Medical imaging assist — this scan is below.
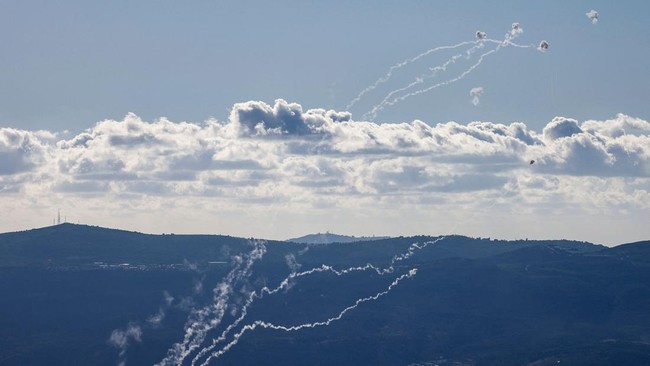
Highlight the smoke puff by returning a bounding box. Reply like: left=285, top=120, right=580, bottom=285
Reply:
left=470, top=87, right=483, bottom=107
left=538, top=40, right=549, bottom=52
left=147, top=308, right=166, bottom=327
left=109, top=323, right=142, bottom=350
left=510, top=22, right=523, bottom=36
left=586, top=10, right=599, bottom=24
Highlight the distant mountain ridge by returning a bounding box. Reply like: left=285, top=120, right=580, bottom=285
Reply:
left=286, top=232, right=390, bottom=244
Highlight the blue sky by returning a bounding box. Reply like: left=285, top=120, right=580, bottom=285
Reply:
left=1, top=1, right=649, bottom=245
left=2, top=1, right=648, bottom=131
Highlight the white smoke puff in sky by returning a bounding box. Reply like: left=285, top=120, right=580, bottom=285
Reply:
left=470, top=87, right=484, bottom=106
left=586, top=10, right=599, bottom=24
left=538, top=40, right=549, bottom=53
left=510, top=22, right=523, bottom=37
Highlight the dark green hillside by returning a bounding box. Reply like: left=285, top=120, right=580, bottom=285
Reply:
left=0, top=225, right=648, bottom=366
left=608, top=241, right=650, bottom=264
left=0, top=223, right=294, bottom=267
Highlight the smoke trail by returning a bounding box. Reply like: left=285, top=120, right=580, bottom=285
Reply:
left=363, top=47, right=498, bottom=120
left=190, top=237, right=446, bottom=365
left=360, top=36, right=532, bottom=120
left=362, top=22, right=534, bottom=120
left=158, top=240, right=267, bottom=366
left=360, top=52, right=466, bottom=121
left=363, top=30, right=533, bottom=120
left=189, top=263, right=388, bottom=365
left=345, top=40, right=478, bottom=110
left=359, top=38, right=494, bottom=121
left=199, top=269, right=418, bottom=365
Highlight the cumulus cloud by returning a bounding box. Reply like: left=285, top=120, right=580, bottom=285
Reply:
left=534, top=114, right=650, bottom=177
left=3, top=101, right=649, bottom=191
left=542, top=117, right=583, bottom=141
left=229, top=99, right=350, bottom=136
left=1, top=100, right=649, bottom=243
left=0, top=128, right=49, bottom=175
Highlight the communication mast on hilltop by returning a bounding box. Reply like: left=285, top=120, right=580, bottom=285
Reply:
left=57, top=209, right=61, bottom=225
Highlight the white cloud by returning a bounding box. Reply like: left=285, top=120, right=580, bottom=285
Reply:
left=1, top=100, right=649, bottom=244
left=542, top=117, right=583, bottom=142
left=0, top=128, right=49, bottom=175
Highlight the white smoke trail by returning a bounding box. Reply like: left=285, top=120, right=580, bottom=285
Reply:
left=158, top=240, right=267, bottom=366
left=363, top=29, right=533, bottom=120
left=345, top=40, right=479, bottom=110
left=199, top=269, right=418, bottom=365
left=359, top=52, right=467, bottom=121
left=360, top=37, right=533, bottom=120
left=363, top=47, right=498, bottom=120
left=190, top=237, right=446, bottom=365
left=189, top=263, right=391, bottom=365
left=158, top=28, right=534, bottom=365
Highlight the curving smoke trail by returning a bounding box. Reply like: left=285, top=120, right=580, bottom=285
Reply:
left=347, top=25, right=534, bottom=117
left=345, top=40, right=479, bottom=110
left=198, top=269, right=419, bottom=365
left=189, top=237, right=446, bottom=365
left=359, top=38, right=493, bottom=121
left=363, top=29, right=534, bottom=120
left=157, top=240, right=267, bottom=366
left=360, top=52, right=467, bottom=121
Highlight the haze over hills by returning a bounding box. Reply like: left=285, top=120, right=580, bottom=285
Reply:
left=1, top=224, right=649, bottom=365
left=287, top=232, right=390, bottom=244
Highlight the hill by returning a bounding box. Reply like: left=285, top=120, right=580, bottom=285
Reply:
left=0, top=224, right=648, bottom=366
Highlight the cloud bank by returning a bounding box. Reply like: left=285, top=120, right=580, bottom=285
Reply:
left=1, top=99, right=649, bottom=244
